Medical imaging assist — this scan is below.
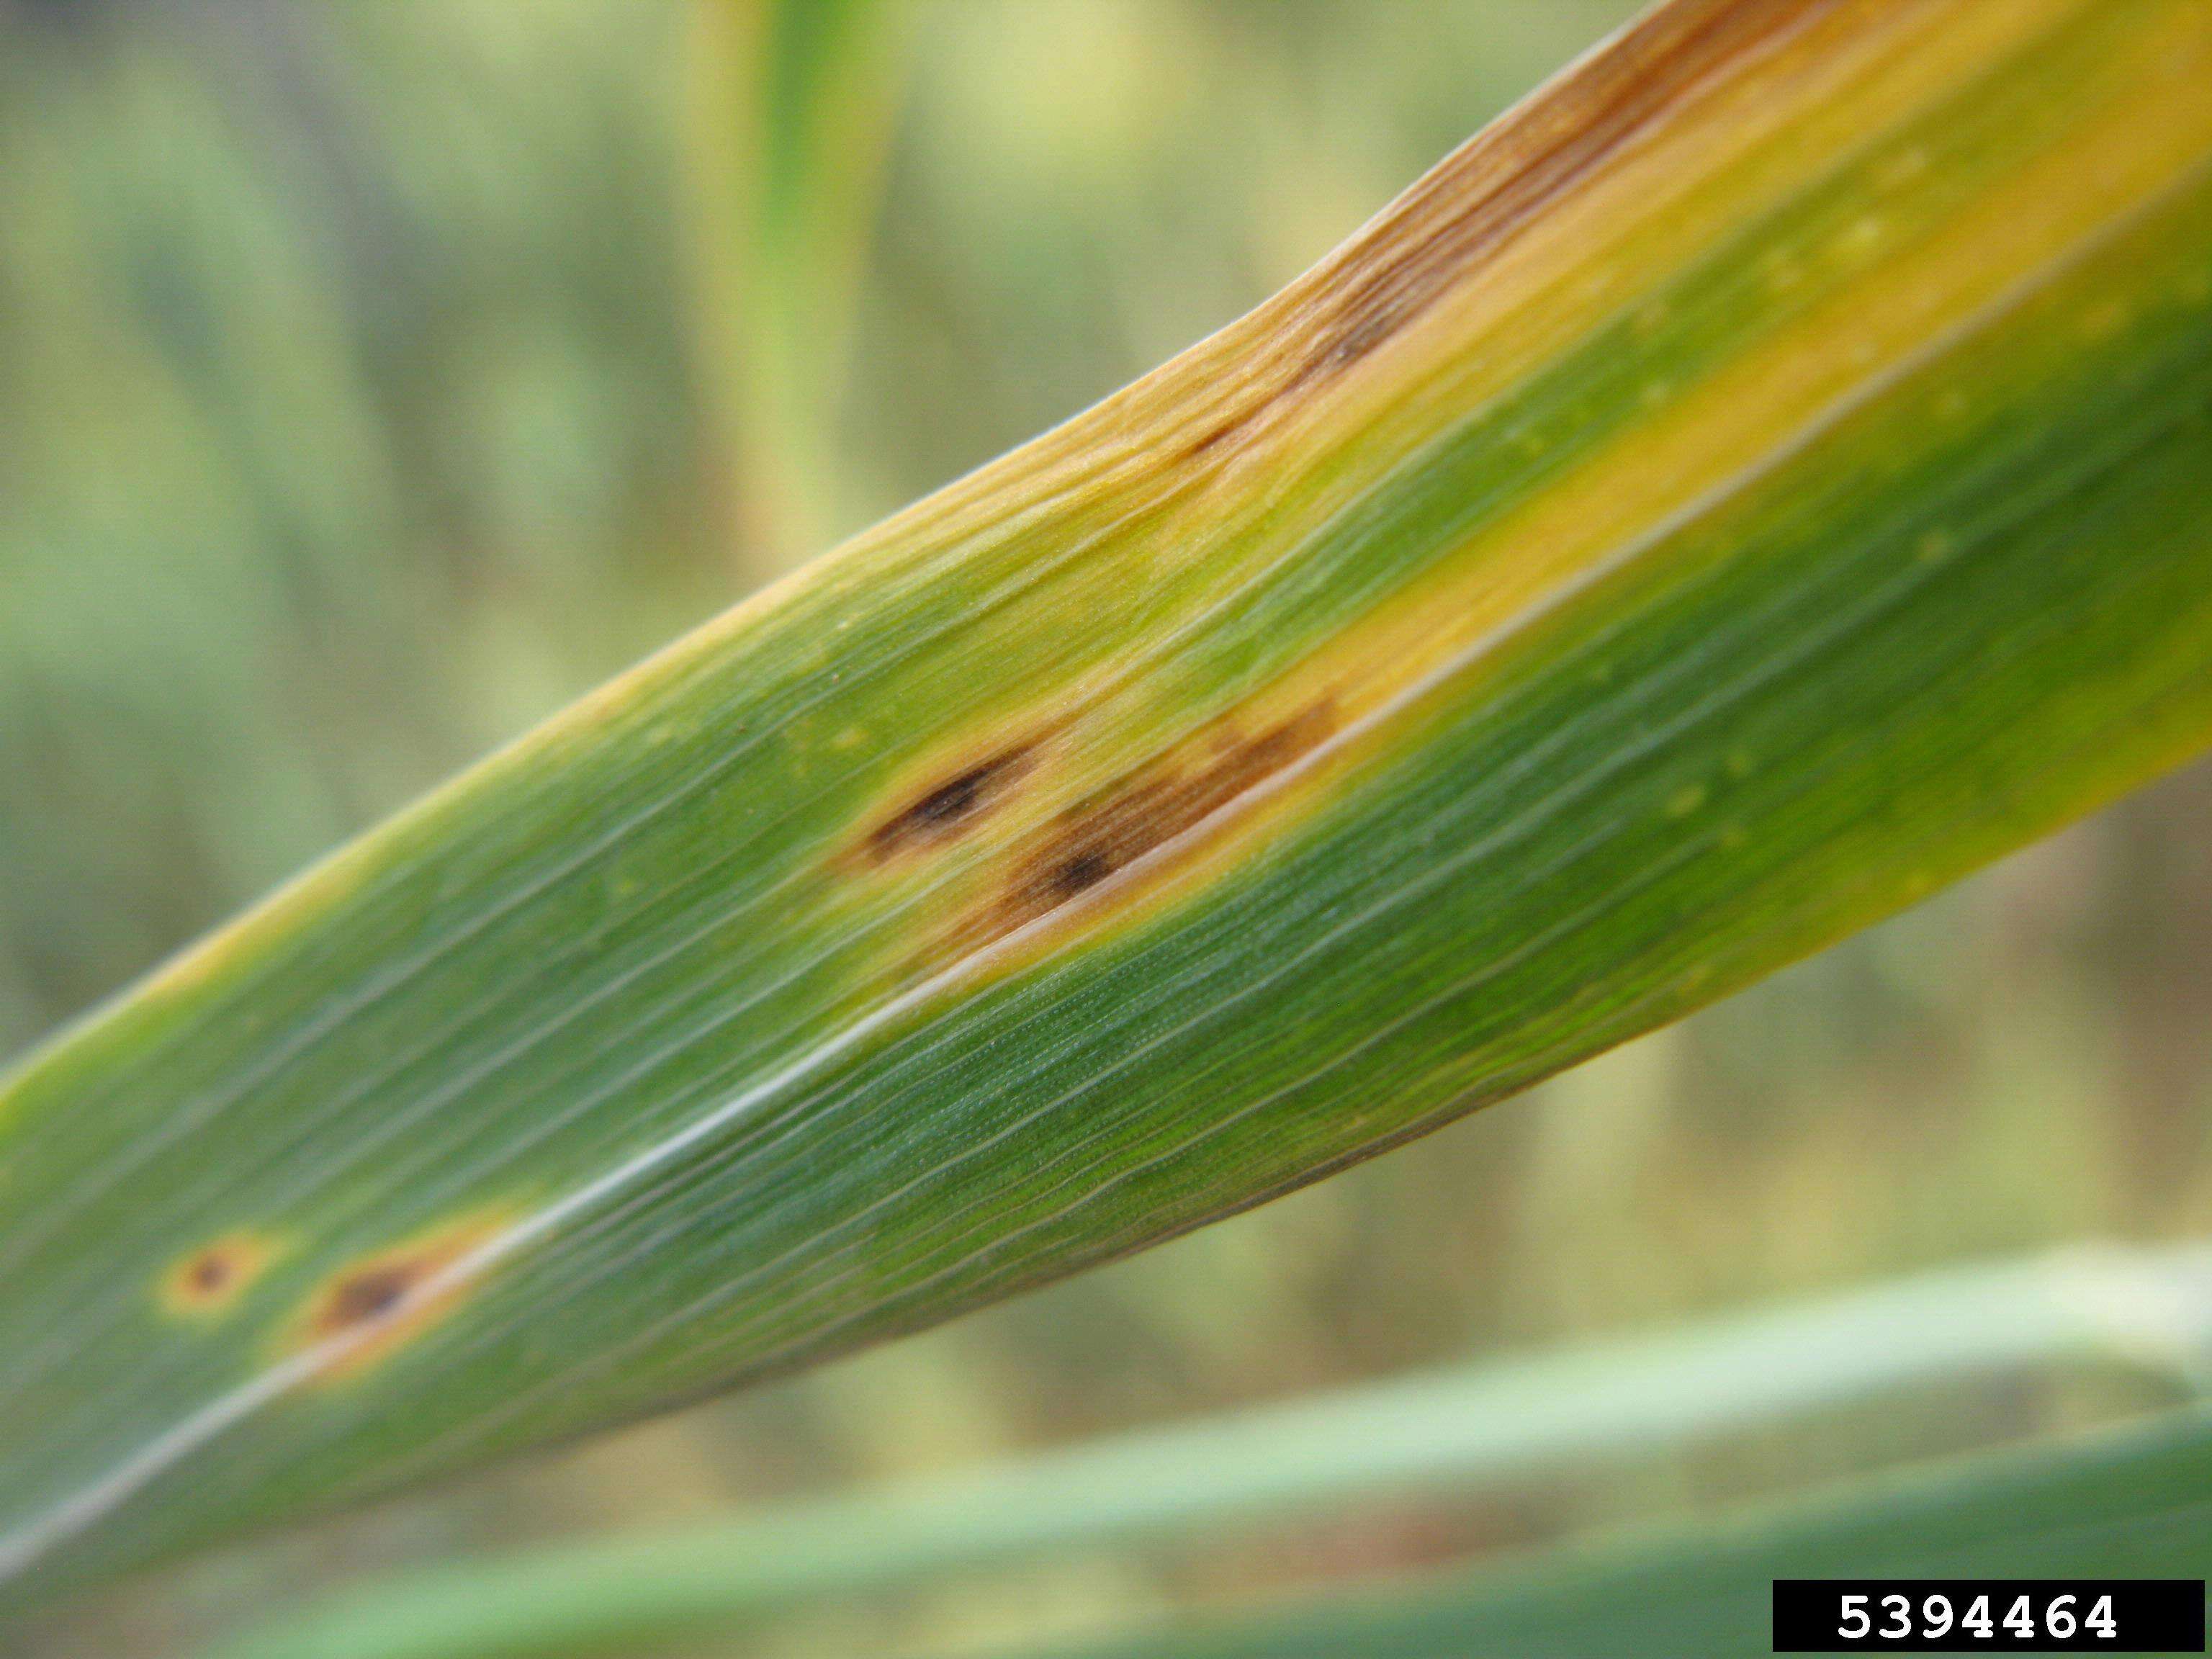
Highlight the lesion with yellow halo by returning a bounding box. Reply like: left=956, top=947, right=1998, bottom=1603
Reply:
left=157, top=1231, right=285, bottom=1321
left=274, top=1207, right=521, bottom=1386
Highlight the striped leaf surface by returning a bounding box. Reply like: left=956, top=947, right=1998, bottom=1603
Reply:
left=5, top=0, right=2212, bottom=1604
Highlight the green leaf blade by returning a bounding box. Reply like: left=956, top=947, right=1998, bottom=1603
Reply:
left=6, top=0, right=2212, bottom=1603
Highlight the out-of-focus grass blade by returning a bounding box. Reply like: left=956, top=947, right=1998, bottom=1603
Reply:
left=1005, top=1407, right=2212, bottom=1659
left=202, top=1242, right=2212, bottom=1659
left=6, top=0, right=2212, bottom=1606
left=687, top=0, right=908, bottom=573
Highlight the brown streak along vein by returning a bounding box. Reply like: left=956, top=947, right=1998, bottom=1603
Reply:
left=953, top=700, right=1341, bottom=953
left=1180, top=0, right=1829, bottom=459
left=865, top=742, right=1042, bottom=862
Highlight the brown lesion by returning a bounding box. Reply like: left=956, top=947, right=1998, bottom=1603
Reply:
left=864, top=741, right=1041, bottom=863
left=1175, top=0, right=1817, bottom=462
left=318, top=1264, right=416, bottom=1329
left=158, top=1230, right=281, bottom=1319
left=958, top=698, right=1339, bottom=950
left=284, top=1209, right=514, bottom=1384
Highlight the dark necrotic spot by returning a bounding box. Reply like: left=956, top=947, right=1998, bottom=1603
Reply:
left=162, top=1231, right=277, bottom=1316
left=1312, top=289, right=1413, bottom=374
left=322, top=1264, right=418, bottom=1331
left=1181, top=413, right=1249, bottom=459
left=186, top=1254, right=234, bottom=1295
left=976, top=701, right=1338, bottom=943
left=1181, top=0, right=1785, bottom=456
left=287, top=1212, right=515, bottom=1378
left=868, top=744, right=1038, bottom=860
left=909, top=770, right=989, bottom=827
left=1050, top=850, right=1114, bottom=896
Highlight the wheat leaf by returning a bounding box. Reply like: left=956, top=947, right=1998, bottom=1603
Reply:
left=5, top=0, right=2212, bottom=1604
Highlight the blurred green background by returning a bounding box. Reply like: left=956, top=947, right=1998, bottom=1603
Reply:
left=4, top=2, right=2209, bottom=1655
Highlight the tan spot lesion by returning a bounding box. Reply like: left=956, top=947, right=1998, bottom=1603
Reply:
left=863, top=740, right=1043, bottom=863
left=845, top=686, right=1349, bottom=983
left=283, top=1209, right=515, bottom=1385
left=1176, top=0, right=1812, bottom=466
left=159, top=1230, right=282, bottom=1319
left=952, top=698, right=1340, bottom=952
